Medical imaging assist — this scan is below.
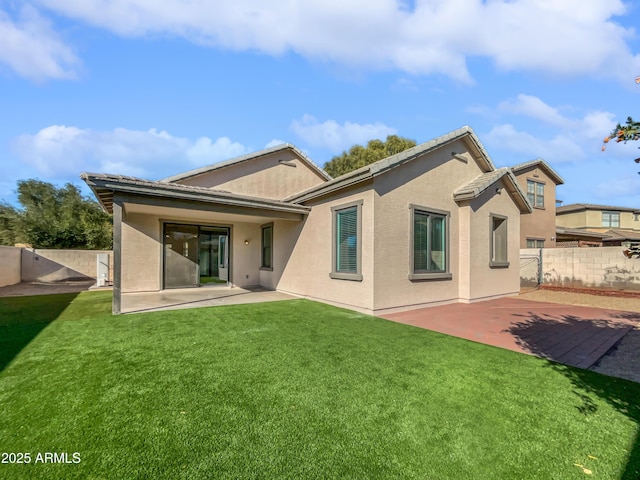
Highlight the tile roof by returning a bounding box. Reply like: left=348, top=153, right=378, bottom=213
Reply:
left=555, top=227, right=609, bottom=239
left=557, top=203, right=640, bottom=214
left=80, top=172, right=311, bottom=215
left=287, top=126, right=496, bottom=203
left=509, top=158, right=564, bottom=185
left=453, top=168, right=532, bottom=213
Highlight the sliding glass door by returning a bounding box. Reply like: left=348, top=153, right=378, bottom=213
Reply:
left=164, top=224, right=199, bottom=288
left=198, top=226, right=229, bottom=285
left=164, top=224, right=230, bottom=288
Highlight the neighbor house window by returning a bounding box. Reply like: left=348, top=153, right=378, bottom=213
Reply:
left=490, top=214, right=509, bottom=267
left=526, top=238, right=544, bottom=248
left=261, top=223, right=273, bottom=270
left=527, top=180, right=545, bottom=208
left=602, top=211, right=620, bottom=228
left=330, top=200, right=363, bottom=281
left=409, top=205, right=452, bottom=281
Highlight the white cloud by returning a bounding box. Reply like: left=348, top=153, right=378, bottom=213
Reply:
left=498, top=94, right=574, bottom=129
left=264, top=139, right=286, bottom=149
left=290, top=114, right=396, bottom=152
left=25, top=0, right=640, bottom=83
left=484, top=94, right=636, bottom=166
left=486, top=124, right=585, bottom=164
left=0, top=5, right=79, bottom=81
left=592, top=176, right=640, bottom=199
left=12, top=125, right=251, bottom=180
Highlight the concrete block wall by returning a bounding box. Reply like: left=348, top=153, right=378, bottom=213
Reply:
left=0, top=246, right=22, bottom=287
left=519, top=248, right=540, bottom=287
left=520, top=246, right=640, bottom=291
left=22, top=249, right=114, bottom=283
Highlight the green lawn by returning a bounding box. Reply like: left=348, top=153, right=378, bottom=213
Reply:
left=0, top=292, right=638, bottom=479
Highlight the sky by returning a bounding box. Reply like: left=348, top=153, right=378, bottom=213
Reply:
left=2, top=0, right=640, bottom=208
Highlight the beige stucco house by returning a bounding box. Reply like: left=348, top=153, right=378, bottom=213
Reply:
left=509, top=159, right=564, bottom=248
left=83, top=126, right=531, bottom=315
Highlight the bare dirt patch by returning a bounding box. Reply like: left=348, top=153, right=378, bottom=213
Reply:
left=519, top=289, right=640, bottom=383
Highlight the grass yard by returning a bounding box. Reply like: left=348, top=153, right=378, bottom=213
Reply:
left=0, top=292, right=639, bottom=479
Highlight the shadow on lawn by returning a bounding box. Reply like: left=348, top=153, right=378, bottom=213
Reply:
left=504, top=311, right=640, bottom=480
left=0, top=292, right=80, bottom=372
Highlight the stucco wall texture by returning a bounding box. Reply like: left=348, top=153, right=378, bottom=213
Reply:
left=0, top=246, right=21, bottom=286
left=21, top=249, right=113, bottom=282
left=520, top=247, right=640, bottom=291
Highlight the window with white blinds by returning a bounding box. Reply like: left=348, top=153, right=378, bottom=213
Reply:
left=330, top=200, right=363, bottom=281
left=336, top=207, right=357, bottom=273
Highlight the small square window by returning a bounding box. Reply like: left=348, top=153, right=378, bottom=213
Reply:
left=526, top=239, right=544, bottom=248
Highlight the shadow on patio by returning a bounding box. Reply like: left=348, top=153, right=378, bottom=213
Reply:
left=503, top=311, right=637, bottom=369
left=505, top=311, right=640, bottom=480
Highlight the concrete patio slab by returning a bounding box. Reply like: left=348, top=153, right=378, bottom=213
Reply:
left=381, top=297, right=639, bottom=369
left=0, top=280, right=97, bottom=297
left=121, top=286, right=296, bottom=314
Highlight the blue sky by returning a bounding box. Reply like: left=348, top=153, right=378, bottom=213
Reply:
left=2, top=0, right=640, bottom=207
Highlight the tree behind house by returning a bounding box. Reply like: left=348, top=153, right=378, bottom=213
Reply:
left=0, top=180, right=112, bottom=249
left=323, top=135, right=416, bottom=177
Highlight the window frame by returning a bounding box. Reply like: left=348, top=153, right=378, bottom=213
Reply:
left=408, top=204, right=452, bottom=281
left=490, top=213, right=510, bottom=268
left=602, top=211, right=620, bottom=228
left=526, top=238, right=545, bottom=249
left=330, top=200, right=363, bottom=281
left=526, top=179, right=545, bottom=209
left=260, top=222, right=273, bottom=271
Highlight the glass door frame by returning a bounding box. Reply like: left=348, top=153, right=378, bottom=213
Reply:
left=162, top=222, right=232, bottom=289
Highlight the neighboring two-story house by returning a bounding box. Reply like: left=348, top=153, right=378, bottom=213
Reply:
left=556, top=203, right=640, bottom=246
left=509, top=159, right=564, bottom=248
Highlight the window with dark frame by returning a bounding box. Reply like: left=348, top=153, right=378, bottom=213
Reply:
left=526, top=180, right=545, bottom=208
left=490, top=215, right=509, bottom=267
left=261, top=224, right=273, bottom=270
left=336, top=207, right=357, bottom=273
left=330, top=200, right=363, bottom=281
left=413, top=210, right=446, bottom=273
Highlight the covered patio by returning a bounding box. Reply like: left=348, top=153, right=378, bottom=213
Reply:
left=81, top=173, right=309, bottom=314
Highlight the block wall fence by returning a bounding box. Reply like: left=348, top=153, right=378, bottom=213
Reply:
left=520, top=246, right=640, bottom=291
left=0, top=247, right=113, bottom=286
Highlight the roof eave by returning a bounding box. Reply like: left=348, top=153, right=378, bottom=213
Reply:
left=82, top=174, right=311, bottom=215
left=510, top=159, right=565, bottom=185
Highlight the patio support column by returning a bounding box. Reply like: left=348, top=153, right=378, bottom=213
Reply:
left=112, top=196, right=123, bottom=315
